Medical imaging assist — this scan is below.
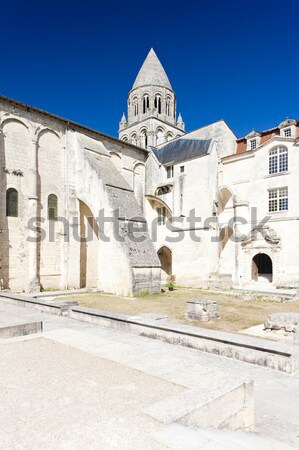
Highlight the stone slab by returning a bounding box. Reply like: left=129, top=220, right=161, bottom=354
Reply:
left=265, top=312, right=299, bottom=332
left=0, top=321, right=42, bottom=338
left=130, top=313, right=169, bottom=322
left=0, top=309, right=42, bottom=338
left=143, top=376, right=253, bottom=431
left=155, top=424, right=296, bottom=450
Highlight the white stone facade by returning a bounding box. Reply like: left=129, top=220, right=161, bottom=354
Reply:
left=121, top=49, right=299, bottom=290
left=0, top=97, right=160, bottom=295
left=1, top=48, right=299, bottom=294
left=119, top=49, right=185, bottom=148
left=219, top=134, right=299, bottom=288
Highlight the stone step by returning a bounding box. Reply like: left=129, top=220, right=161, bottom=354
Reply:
left=0, top=310, right=42, bottom=338
left=143, top=375, right=253, bottom=430
left=155, top=424, right=295, bottom=450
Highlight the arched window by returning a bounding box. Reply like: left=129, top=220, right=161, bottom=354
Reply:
left=133, top=97, right=138, bottom=116
left=48, top=194, right=58, bottom=220
left=269, top=146, right=288, bottom=174
left=140, top=129, right=148, bottom=148
left=166, top=97, right=171, bottom=116
left=131, top=133, right=137, bottom=146
left=154, top=95, right=162, bottom=114
left=143, top=95, right=150, bottom=113
left=6, top=188, right=18, bottom=217
left=156, top=128, right=165, bottom=146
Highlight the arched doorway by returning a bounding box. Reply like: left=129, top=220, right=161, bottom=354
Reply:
left=252, top=253, right=273, bottom=283
left=157, top=246, right=172, bottom=282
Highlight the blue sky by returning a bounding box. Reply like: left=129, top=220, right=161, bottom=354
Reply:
left=1, top=0, right=298, bottom=138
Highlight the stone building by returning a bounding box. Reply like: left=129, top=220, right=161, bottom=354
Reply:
left=119, top=49, right=185, bottom=148
left=0, top=48, right=298, bottom=294
left=0, top=96, right=160, bottom=294
left=119, top=49, right=299, bottom=289
left=219, top=120, right=299, bottom=288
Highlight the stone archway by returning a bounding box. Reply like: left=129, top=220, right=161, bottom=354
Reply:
left=218, top=186, right=233, bottom=214
left=157, top=246, right=172, bottom=282
left=79, top=200, right=99, bottom=288
left=252, top=253, right=273, bottom=283
left=219, top=226, right=234, bottom=254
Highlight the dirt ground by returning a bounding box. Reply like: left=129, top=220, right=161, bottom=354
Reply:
left=57, top=288, right=299, bottom=333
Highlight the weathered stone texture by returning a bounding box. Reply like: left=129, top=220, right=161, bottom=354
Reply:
left=186, top=299, right=220, bottom=321
left=264, top=313, right=299, bottom=332
left=0, top=97, right=160, bottom=296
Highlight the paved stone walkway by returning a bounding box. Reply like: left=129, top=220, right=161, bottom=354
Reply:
left=0, top=299, right=298, bottom=449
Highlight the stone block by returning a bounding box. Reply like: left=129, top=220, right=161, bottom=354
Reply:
left=264, top=313, right=299, bottom=332
left=0, top=321, right=43, bottom=338
left=186, top=299, right=219, bottom=321
left=143, top=377, right=254, bottom=431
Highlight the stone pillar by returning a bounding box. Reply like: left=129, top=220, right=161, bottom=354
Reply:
left=233, top=199, right=240, bottom=286
left=0, top=129, right=7, bottom=289
left=28, top=138, right=41, bottom=292
left=147, top=130, right=156, bottom=147
left=61, top=144, right=68, bottom=289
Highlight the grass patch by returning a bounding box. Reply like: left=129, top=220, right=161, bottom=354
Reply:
left=56, top=288, right=299, bottom=333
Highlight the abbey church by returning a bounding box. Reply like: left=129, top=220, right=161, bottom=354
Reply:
left=0, top=49, right=298, bottom=294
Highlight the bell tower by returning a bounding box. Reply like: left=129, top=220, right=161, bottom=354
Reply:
left=119, top=48, right=185, bottom=148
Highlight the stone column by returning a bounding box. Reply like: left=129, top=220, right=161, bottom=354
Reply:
left=0, top=129, right=7, bottom=289
left=28, top=137, right=40, bottom=292
left=147, top=130, right=155, bottom=147
left=233, top=198, right=239, bottom=286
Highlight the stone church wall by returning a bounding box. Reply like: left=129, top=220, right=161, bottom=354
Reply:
left=0, top=97, right=161, bottom=295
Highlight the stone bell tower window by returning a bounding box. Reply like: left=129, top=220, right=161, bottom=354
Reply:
left=140, top=129, right=148, bottom=148
left=143, top=95, right=150, bottom=113
left=133, top=97, right=138, bottom=116
left=166, top=97, right=171, bottom=116
left=154, top=95, right=162, bottom=114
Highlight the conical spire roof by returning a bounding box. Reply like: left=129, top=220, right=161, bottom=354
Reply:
left=120, top=112, right=127, bottom=124
left=132, top=48, right=172, bottom=90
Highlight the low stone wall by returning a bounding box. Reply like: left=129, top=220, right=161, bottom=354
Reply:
left=68, top=307, right=297, bottom=373
left=206, top=273, right=233, bottom=289
left=0, top=291, right=298, bottom=373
